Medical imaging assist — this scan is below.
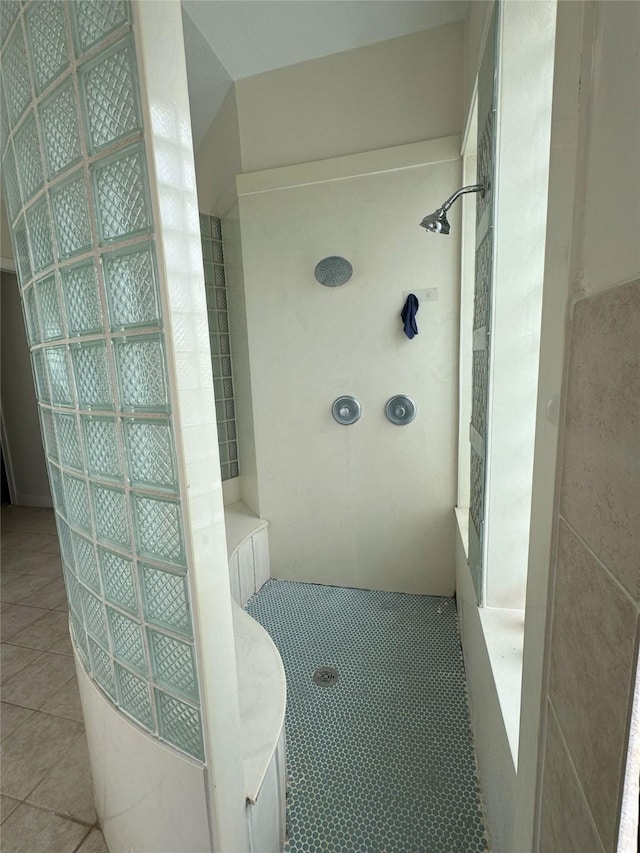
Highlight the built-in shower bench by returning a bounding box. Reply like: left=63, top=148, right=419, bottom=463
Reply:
left=225, top=501, right=287, bottom=851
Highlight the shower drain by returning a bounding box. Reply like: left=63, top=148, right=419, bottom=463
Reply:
left=313, top=666, right=339, bottom=687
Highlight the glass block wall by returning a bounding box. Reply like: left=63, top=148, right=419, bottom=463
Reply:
left=0, top=0, right=204, bottom=761
left=200, top=214, right=239, bottom=481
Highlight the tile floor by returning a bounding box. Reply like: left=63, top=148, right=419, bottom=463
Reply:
left=1, top=504, right=108, bottom=853
left=247, top=580, right=488, bottom=853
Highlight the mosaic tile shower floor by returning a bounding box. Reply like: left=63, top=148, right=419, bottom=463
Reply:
left=247, top=580, right=488, bottom=853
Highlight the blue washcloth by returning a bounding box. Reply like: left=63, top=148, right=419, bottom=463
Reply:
left=401, top=293, right=419, bottom=339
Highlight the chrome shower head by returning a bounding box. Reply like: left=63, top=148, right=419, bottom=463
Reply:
left=419, top=207, right=450, bottom=235
left=419, top=183, right=486, bottom=236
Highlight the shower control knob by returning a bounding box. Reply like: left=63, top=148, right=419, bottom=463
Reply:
left=332, top=396, right=362, bottom=425
left=386, top=395, right=416, bottom=426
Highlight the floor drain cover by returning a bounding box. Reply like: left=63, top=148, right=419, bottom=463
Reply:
left=313, top=666, right=339, bottom=687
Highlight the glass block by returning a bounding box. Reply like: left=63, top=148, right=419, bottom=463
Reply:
left=108, top=608, right=146, bottom=673
left=210, top=217, right=222, bottom=240
left=214, top=266, right=225, bottom=290
left=123, top=419, right=177, bottom=492
left=39, top=82, right=82, bottom=179
left=82, top=586, right=108, bottom=644
left=88, top=635, right=116, bottom=699
left=55, top=515, right=74, bottom=565
left=14, top=111, right=44, bottom=204
left=116, top=663, right=153, bottom=730
left=92, top=483, right=130, bottom=547
left=1, top=0, right=21, bottom=46
left=0, top=84, right=8, bottom=153
left=64, top=473, right=92, bottom=532
left=200, top=239, right=212, bottom=263
left=113, top=336, right=169, bottom=412
left=230, top=460, right=239, bottom=478
left=72, top=530, right=100, bottom=592
left=40, top=407, right=58, bottom=462
left=141, top=565, right=191, bottom=636
left=80, top=36, right=141, bottom=153
left=35, top=274, right=63, bottom=341
left=61, top=260, right=103, bottom=336
left=99, top=547, right=137, bottom=613
left=48, top=463, right=66, bottom=515
left=2, top=23, right=31, bottom=127
left=212, top=241, right=224, bottom=264
left=132, top=494, right=185, bottom=567
left=71, top=341, right=113, bottom=410
left=25, top=0, right=69, bottom=94
left=147, top=628, right=197, bottom=700
left=32, top=349, right=50, bottom=403
left=26, top=197, right=54, bottom=273
left=102, top=242, right=161, bottom=330
left=155, top=690, right=203, bottom=761
left=45, top=346, right=74, bottom=406
left=70, top=608, right=89, bottom=666
left=54, top=411, right=83, bottom=471
left=215, top=288, right=227, bottom=311
left=2, top=143, right=22, bottom=222
left=203, top=263, right=214, bottom=287
left=91, top=144, right=152, bottom=244
left=24, top=285, right=41, bottom=345
left=82, top=416, right=123, bottom=481
left=71, top=0, right=130, bottom=56
left=51, top=173, right=92, bottom=259
left=216, top=312, right=228, bottom=334
left=13, top=217, right=32, bottom=284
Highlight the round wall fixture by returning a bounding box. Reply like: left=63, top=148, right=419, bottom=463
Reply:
left=385, top=395, right=417, bottom=426
left=332, top=395, right=362, bottom=425
left=314, top=256, right=353, bottom=287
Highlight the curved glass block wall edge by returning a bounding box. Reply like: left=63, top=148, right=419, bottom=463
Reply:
left=1, top=0, right=204, bottom=763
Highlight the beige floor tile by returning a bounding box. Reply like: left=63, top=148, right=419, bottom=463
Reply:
left=0, top=573, right=57, bottom=604
left=9, top=609, right=70, bottom=652
left=0, top=642, right=43, bottom=684
left=77, top=829, right=109, bottom=853
left=28, top=735, right=97, bottom=824
left=25, top=555, right=64, bottom=578
left=0, top=803, right=90, bottom=853
left=1, top=701, right=35, bottom=740
left=50, top=631, right=74, bottom=656
left=18, top=577, right=67, bottom=610
left=1, top=603, right=48, bottom=641
left=1, top=532, right=60, bottom=554
left=0, top=794, right=20, bottom=824
left=0, top=709, right=84, bottom=799
left=0, top=549, right=56, bottom=574
left=1, top=570, right=25, bottom=586
left=40, top=676, right=84, bottom=723
left=2, top=650, right=77, bottom=709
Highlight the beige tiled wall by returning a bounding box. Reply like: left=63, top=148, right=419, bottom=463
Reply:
left=540, top=280, right=640, bottom=851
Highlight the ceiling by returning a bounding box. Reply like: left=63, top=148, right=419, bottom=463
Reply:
left=181, top=0, right=468, bottom=149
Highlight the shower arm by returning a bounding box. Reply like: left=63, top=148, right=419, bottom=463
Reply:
left=440, top=183, right=486, bottom=213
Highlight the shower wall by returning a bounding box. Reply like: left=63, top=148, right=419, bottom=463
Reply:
left=234, top=138, right=462, bottom=594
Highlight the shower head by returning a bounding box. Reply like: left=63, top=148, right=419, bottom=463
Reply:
left=419, top=207, right=450, bottom=235
left=419, top=183, right=486, bottom=236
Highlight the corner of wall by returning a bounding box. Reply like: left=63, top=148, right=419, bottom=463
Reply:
left=194, top=84, right=242, bottom=218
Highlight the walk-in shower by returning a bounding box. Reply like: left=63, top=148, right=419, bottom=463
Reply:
left=420, top=183, right=486, bottom=234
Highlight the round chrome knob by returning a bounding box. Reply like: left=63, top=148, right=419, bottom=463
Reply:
left=332, top=396, right=362, bottom=425
left=385, top=395, right=416, bottom=425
